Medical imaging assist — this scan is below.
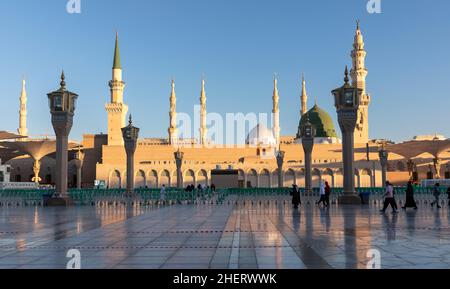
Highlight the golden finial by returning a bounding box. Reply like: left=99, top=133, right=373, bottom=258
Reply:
left=60, top=70, right=66, bottom=89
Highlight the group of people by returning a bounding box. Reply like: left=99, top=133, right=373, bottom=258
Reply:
left=290, top=181, right=332, bottom=209
left=158, top=183, right=217, bottom=205
left=290, top=180, right=450, bottom=212
left=380, top=181, right=450, bottom=214
left=184, top=183, right=216, bottom=193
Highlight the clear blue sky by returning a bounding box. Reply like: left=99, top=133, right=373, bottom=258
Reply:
left=1, top=0, right=449, bottom=143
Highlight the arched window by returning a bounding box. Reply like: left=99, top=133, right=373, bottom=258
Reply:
left=247, top=169, right=258, bottom=188
left=259, top=169, right=270, bottom=188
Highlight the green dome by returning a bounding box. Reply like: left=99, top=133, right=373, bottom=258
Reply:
left=297, top=105, right=338, bottom=138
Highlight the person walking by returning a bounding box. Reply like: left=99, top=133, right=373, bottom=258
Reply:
left=380, top=181, right=398, bottom=214
left=430, top=183, right=442, bottom=209
left=291, top=184, right=301, bottom=209
left=317, top=181, right=326, bottom=207
left=324, top=181, right=331, bottom=208
left=160, top=185, right=166, bottom=205
left=402, top=181, right=418, bottom=210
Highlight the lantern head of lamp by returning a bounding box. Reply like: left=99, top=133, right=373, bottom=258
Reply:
left=301, top=114, right=315, bottom=139
left=174, top=149, right=184, bottom=160
left=331, top=66, right=362, bottom=110
left=379, top=149, right=388, bottom=159
left=47, top=71, right=78, bottom=115
left=276, top=149, right=285, bottom=169
left=276, top=150, right=285, bottom=160
left=122, top=115, right=140, bottom=142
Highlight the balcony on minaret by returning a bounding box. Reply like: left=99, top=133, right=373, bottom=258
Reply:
left=109, top=79, right=125, bottom=104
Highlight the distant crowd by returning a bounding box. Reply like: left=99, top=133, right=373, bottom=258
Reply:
left=289, top=180, right=450, bottom=213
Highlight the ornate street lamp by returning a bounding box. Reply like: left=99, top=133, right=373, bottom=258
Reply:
left=331, top=66, right=363, bottom=204
left=276, top=149, right=285, bottom=188
left=174, top=150, right=184, bottom=189
left=433, top=158, right=442, bottom=179
left=46, top=71, right=78, bottom=206
left=298, top=114, right=315, bottom=194
left=122, top=115, right=140, bottom=194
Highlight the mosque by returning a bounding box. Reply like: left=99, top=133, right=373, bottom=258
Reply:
left=3, top=23, right=450, bottom=189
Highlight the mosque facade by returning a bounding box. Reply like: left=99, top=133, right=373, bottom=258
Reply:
left=6, top=23, right=449, bottom=189
left=78, top=23, right=381, bottom=189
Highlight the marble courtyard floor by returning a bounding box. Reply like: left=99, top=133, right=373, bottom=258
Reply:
left=1, top=197, right=450, bottom=269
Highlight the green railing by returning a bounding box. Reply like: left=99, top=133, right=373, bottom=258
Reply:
left=0, top=186, right=448, bottom=207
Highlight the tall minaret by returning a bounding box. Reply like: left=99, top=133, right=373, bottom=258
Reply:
left=168, top=79, right=178, bottom=145
left=272, top=76, right=280, bottom=145
left=350, top=21, right=371, bottom=143
left=300, top=74, right=308, bottom=116
left=199, top=78, right=208, bottom=146
left=18, top=79, right=28, bottom=137
left=105, top=32, right=128, bottom=146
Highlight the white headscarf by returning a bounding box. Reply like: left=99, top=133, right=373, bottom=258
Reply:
left=320, top=181, right=326, bottom=195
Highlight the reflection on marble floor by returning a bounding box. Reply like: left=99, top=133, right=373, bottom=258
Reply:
left=1, top=197, right=450, bottom=269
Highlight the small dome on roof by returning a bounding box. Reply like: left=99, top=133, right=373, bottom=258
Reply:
left=246, top=123, right=276, bottom=146
left=297, top=104, right=338, bottom=138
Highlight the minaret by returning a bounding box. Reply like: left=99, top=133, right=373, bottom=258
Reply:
left=18, top=79, right=28, bottom=137
left=105, top=32, right=128, bottom=146
left=351, top=20, right=371, bottom=143
left=300, top=73, right=308, bottom=116
left=272, top=76, right=280, bottom=145
left=199, top=78, right=208, bottom=146
left=168, top=79, right=178, bottom=145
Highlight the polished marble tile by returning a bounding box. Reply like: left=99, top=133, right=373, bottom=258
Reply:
left=1, top=198, right=450, bottom=269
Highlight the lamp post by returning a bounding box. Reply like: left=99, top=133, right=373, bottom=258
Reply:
left=299, top=114, right=315, bottom=194
left=73, top=148, right=84, bottom=189
left=433, top=157, right=442, bottom=179
left=46, top=71, right=78, bottom=206
left=331, top=67, right=363, bottom=204
left=122, top=115, right=140, bottom=194
left=407, top=159, right=415, bottom=179
left=32, top=159, right=41, bottom=184
left=378, top=146, right=388, bottom=187
left=276, top=150, right=285, bottom=188
left=174, top=150, right=184, bottom=188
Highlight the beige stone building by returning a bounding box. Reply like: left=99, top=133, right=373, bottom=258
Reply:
left=78, top=24, right=383, bottom=189
left=5, top=24, right=450, bottom=188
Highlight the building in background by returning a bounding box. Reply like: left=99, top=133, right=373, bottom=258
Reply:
left=5, top=23, right=449, bottom=189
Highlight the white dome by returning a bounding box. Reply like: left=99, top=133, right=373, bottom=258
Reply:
left=246, top=123, right=277, bottom=146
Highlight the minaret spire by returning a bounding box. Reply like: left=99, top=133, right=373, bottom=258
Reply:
left=350, top=20, right=371, bottom=144
left=199, top=76, right=208, bottom=146
left=272, top=75, right=280, bottom=145
left=113, top=32, right=121, bottom=70
left=106, top=32, right=128, bottom=146
left=168, top=79, right=178, bottom=145
left=351, top=21, right=367, bottom=91
left=301, top=73, right=308, bottom=116
left=18, top=79, right=28, bottom=137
